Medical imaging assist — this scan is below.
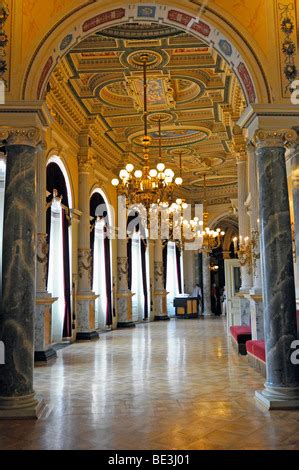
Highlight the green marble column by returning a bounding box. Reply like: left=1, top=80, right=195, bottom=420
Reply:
left=254, top=129, right=299, bottom=410
left=0, top=127, right=45, bottom=419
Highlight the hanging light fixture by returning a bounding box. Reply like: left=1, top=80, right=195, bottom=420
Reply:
left=167, top=151, right=200, bottom=247
left=111, top=53, right=182, bottom=211
left=197, top=175, right=225, bottom=253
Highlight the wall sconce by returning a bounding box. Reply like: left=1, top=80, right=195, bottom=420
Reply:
left=209, top=262, right=219, bottom=272
left=233, top=230, right=260, bottom=275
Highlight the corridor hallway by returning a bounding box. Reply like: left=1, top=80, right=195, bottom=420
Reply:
left=0, top=318, right=299, bottom=450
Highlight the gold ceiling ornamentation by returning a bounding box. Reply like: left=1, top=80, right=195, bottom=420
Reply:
left=111, top=53, right=182, bottom=211
left=48, top=29, right=246, bottom=204
left=126, top=72, right=175, bottom=113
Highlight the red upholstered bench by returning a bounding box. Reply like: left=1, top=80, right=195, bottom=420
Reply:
left=246, top=339, right=266, bottom=377
left=246, top=340, right=266, bottom=363
left=230, top=326, right=252, bottom=356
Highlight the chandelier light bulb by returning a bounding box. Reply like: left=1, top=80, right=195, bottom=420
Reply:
left=149, top=169, right=158, bottom=178
left=126, top=163, right=134, bottom=173
left=175, top=177, right=183, bottom=185
left=120, top=169, right=129, bottom=179
left=221, top=231, right=225, bottom=236
left=165, top=168, right=174, bottom=178
left=111, top=178, right=119, bottom=187
left=176, top=198, right=182, bottom=205
left=182, top=203, right=188, bottom=210
left=134, top=170, right=142, bottom=178
left=157, top=163, right=165, bottom=172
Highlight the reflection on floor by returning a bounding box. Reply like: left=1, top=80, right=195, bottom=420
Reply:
left=1, top=318, right=299, bottom=450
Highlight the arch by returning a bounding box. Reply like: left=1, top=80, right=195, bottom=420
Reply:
left=90, top=187, right=114, bottom=329
left=90, top=187, right=114, bottom=228
left=46, top=156, right=73, bottom=341
left=22, top=2, right=270, bottom=105
left=47, top=154, right=73, bottom=209
left=210, top=213, right=239, bottom=232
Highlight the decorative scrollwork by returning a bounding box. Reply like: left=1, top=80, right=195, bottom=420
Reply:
left=154, top=261, right=163, bottom=284
left=279, top=2, right=297, bottom=92
left=0, top=2, right=9, bottom=82
left=37, top=233, right=49, bottom=288
left=78, top=248, right=92, bottom=284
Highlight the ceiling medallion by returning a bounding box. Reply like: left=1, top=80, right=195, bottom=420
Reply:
left=168, top=147, right=192, bottom=157
left=130, top=127, right=209, bottom=148
left=148, top=112, right=173, bottom=125
left=128, top=50, right=162, bottom=69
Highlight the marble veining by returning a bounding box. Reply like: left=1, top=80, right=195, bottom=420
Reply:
left=202, top=253, right=211, bottom=315
left=241, top=298, right=251, bottom=326
left=257, top=146, right=299, bottom=388
left=0, top=145, right=37, bottom=397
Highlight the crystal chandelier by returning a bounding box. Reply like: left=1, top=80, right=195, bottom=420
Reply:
left=111, top=54, right=182, bottom=210
left=167, top=169, right=225, bottom=252
left=197, top=175, right=225, bottom=253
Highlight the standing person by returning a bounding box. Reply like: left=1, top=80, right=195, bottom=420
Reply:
left=221, top=286, right=227, bottom=316
left=211, top=283, right=217, bottom=314
left=192, top=283, right=202, bottom=316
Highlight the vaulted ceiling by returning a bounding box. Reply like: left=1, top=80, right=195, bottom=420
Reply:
left=47, top=23, right=246, bottom=205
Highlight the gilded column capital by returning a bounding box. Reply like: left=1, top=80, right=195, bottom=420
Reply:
left=78, top=156, right=93, bottom=173
left=254, top=129, right=297, bottom=150
left=0, top=127, right=41, bottom=147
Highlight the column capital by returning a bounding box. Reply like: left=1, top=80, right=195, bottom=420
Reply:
left=0, top=126, right=41, bottom=147
left=78, top=158, right=93, bottom=173
left=254, top=129, right=297, bottom=150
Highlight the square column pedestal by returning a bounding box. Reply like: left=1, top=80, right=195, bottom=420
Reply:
left=245, top=289, right=264, bottom=340
left=154, top=290, right=170, bottom=321
left=117, top=292, right=136, bottom=328
left=34, top=294, right=58, bottom=363
left=76, top=293, right=99, bottom=340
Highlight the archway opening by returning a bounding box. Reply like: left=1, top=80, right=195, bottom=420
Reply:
left=90, top=190, right=113, bottom=330
left=127, top=210, right=150, bottom=322
left=46, top=158, right=73, bottom=342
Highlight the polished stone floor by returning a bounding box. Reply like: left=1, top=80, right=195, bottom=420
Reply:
left=0, top=318, right=299, bottom=450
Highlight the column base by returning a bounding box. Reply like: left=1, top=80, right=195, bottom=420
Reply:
left=255, top=386, right=299, bottom=410
left=117, top=321, right=136, bottom=329
left=34, top=348, right=57, bottom=364
left=0, top=394, right=47, bottom=420
left=76, top=331, right=99, bottom=341
left=154, top=315, right=170, bottom=321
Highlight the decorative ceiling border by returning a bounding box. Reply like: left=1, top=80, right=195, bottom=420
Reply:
left=21, top=2, right=270, bottom=104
